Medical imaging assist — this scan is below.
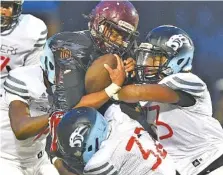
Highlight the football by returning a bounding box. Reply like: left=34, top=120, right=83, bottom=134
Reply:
left=85, top=54, right=117, bottom=94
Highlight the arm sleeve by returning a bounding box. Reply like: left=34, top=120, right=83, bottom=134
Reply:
left=4, top=73, right=30, bottom=103
left=3, top=66, right=46, bottom=103
left=160, top=73, right=206, bottom=98
left=3, top=73, right=30, bottom=104
left=5, top=92, right=28, bottom=104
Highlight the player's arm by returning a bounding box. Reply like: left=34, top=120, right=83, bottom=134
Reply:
left=74, top=54, right=126, bottom=109
left=4, top=68, right=50, bottom=140
left=117, top=84, right=180, bottom=103
left=9, top=100, right=49, bottom=140
left=116, top=77, right=200, bottom=107
left=74, top=90, right=111, bottom=109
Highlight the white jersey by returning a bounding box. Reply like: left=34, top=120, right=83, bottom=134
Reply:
left=142, top=73, right=223, bottom=175
left=0, top=14, right=47, bottom=88
left=0, top=65, right=50, bottom=166
left=84, top=104, right=177, bottom=175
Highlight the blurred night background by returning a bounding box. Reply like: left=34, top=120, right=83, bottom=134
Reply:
left=23, top=1, right=223, bottom=125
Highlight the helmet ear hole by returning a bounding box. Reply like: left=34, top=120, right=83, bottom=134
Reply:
left=88, top=145, right=92, bottom=152
left=44, top=56, right=48, bottom=70
left=177, top=58, right=184, bottom=65
left=49, top=61, right=54, bottom=70
left=95, top=138, right=99, bottom=151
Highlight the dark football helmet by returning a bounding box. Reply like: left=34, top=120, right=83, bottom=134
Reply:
left=88, top=0, right=139, bottom=56
left=57, top=107, right=108, bottom=173
left=1, top=0, right=24, bottom=32
left=135, top=25, right=194, bottom=84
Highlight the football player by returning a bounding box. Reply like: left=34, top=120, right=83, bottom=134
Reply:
left=1, top=0, right=47, bottom=87
left=0, top=44, right=58, bottom=174
left=112, top=25, right=223, bottom=175
left=48, top=0, right=140, bottom=170
left=47, top=0, right=139, bottom=111
left=54, top=106, right=178, bottom=175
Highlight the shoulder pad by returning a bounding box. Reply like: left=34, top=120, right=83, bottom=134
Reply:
left=48, top=31, right=95, bottom=70
left=21, top=14, right=48, bottom=48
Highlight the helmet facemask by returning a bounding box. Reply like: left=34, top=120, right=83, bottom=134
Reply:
left=1, top=1, right=23, bottom=32
left=136, top=44, right=171, bottom=84
left=57, top=124, right=89, bottom=173
left=57, top=139, right=86, bottom=174
left=90, top=18, right=139, bottom=56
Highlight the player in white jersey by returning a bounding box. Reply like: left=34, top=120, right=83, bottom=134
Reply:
left=51, top=106, right=178, bottom=175
left=0, top=45, right=59, bottom=175
left=0, top=0, right=47, bottom=87
left=111, top=25, right=223, bottom=175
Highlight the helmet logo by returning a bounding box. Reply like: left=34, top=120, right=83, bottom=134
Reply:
left=69, top=125, right=89, bottom=148
left=165, top=34, right=191, bottom=51
left=118, top=20, right=135, bottom=31
left=139, top=43, right=153, bottom=50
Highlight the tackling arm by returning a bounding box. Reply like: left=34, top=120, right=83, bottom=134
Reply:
left=9, top=100, right=49, bottom=140
left=117, top=73, right=202, bottom=107
left=74, top=90, right=110, bottom=109
left=117, top=84, right=179, bottom=104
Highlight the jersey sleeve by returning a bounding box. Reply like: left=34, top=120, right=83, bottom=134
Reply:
left=159, top=73, right=206, bottom=97
left=3, top=66, right=46, bottom=104
left=24, top=17, right=48, bottom=66
left=4, top=73, right=30, bottom=104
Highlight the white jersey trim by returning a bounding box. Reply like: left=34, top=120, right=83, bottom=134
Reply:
left=4, top=74, right=30, bottom=99
left=161, top=73, right=206, bottom=97
left=84, top=162, right=118, bottom=175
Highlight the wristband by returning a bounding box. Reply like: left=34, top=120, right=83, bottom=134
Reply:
left=52, top=156, right=59, bottom=164
left=105, top=83, right=121, bottom=98
left=112, top=93, right=119, bottom=101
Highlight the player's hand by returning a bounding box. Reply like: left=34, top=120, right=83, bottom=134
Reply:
left=49, top=110, right=65, bottom=152
left=104, top=54, right=126, bottom=87
left=124, top=57, right=136, bottom=77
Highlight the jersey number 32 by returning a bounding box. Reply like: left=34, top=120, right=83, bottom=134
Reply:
left=126, top=127, right=167, bottom=170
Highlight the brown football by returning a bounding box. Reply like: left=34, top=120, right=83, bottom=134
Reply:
left=85, top=54, right=117, bottom=94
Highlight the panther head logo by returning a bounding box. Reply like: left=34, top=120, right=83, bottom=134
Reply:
left=165, top=34, right=191, bottom=51
left=69, top=125, right=89, bottom=148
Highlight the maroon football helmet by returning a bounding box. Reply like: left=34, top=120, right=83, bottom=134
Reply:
left=88, top=0, right=139, bottom=56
